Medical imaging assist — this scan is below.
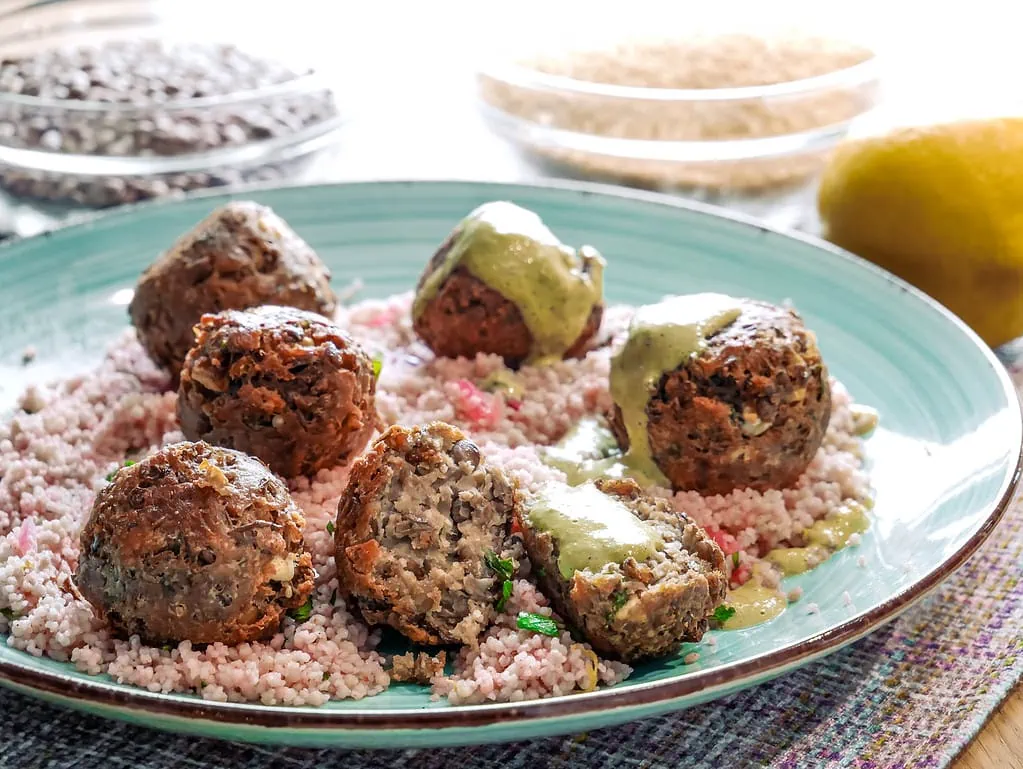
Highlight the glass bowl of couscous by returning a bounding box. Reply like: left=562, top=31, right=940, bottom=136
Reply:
left=474, top=2, right=882, bottom=224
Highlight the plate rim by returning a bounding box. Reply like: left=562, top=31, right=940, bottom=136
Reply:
left=0, top=177, right=1020, bottom=733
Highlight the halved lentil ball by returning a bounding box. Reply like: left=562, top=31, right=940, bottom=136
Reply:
left=334, top=421, right=522, bottom=646
left=519, top=477, right=727, bottom=662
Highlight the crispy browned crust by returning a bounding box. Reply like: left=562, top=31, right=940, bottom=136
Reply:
left=389, top=651, right=448, bottom=684
left=412, top=267, right=604, bottom=368
left=128, top=201, right=337, bottom=380
left=177, top=305, right=379, bottom=478
left=334, top=422, right=520, bottom=646
left=518, top=478, right=727, bottom=663
left=609, top=300, right=831, bottom=495
left=74, top=441, right=314, bottom=646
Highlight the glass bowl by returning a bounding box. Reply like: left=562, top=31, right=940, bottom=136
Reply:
left=0, top=0, right=344, bottom=212
left=473, top=7, right=883, bottom=223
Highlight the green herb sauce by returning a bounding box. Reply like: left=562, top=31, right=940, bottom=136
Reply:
left=525, top=481, right=664, bottom=579
left=764, top=502, right=870, bottom=576
left=609, top=293, right=743, bottom=485
left=721, top=581, right=787, bottom=630
left=412, top=201, right=605, bottom=364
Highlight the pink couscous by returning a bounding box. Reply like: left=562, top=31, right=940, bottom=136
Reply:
left=0, top=291, right=870, bottom=707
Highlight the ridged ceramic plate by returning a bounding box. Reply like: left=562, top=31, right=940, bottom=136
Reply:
left=0, top=180, right=1019, bottom=748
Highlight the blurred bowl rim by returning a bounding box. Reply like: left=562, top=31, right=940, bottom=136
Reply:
left=477, top=100, right=867, bottom=163
left=478, top=52, right=881, bottom=103
left=0, top=71, right=336, bottom=114
left=0, top=115, right=345, bottom=176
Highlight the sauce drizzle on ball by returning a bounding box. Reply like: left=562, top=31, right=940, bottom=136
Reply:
left=610, top=293, right=743, bottom=485
left=412, top=201, right=605, bottom=364
left=525, top=481, right=665, bottom=578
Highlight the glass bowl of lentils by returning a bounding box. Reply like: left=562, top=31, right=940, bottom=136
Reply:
left=474, top=2, right=884, bottom=228
left=0, top=0, right=343, bottom=215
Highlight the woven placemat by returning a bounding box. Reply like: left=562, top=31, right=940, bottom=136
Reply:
left=2, top=368, right=1022, bottom=769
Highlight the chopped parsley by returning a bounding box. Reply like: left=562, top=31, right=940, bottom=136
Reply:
left=732, top=552, right=741, bottom=569
left=288, top=596, right=314, bottom=622
left=0, top=607, right=17, bottom=621
left=372, top=355, right=383, bottom=379
left=712, top=605, right=736, bottom=624
left=535, top=565, right=547, bottom=578
left=329, top=589, right=338, bottom=605
left=516, top=612, right=559, bottom=637
left=326, top=521, right=335, bottom=536
left=323, top=671, right=331, bottom=681
left=605, top=590, right=629, bottom=625
left=484, top=550, right=514, bottom=581
left=105, top=459, right=137, bottom=482
left=495, top=580, right=513, bottom=612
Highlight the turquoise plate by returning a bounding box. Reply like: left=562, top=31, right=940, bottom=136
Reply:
left=0, top=180, right=1019, bottom=748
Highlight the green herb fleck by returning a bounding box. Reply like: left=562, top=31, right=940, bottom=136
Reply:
left=495, top=580, right=513, bottom=612
left=161, top=644, right=172, bottom=652
left=105, top=459, right=136, bottom=483
left=288, top=596, right=314, bottom=622
left=200, top=680, right=209, bottom=689
left=0, top=607, right=17, bottom=621
left=732, top=552, right=740, bottom=569
left=605, top=590, right=629, bottom=625
left=323, top=671, right=331, bottom=681
left=517, top=612, right=559, bottom=637
left=329, top=589, right=338, bottom=605
left=372, top=355, right=383, bottom=379
left=484, top=550, right=514, bottom=581
left=712, top=605, right=736, bottom=624
left=326, top=521, right=335, bottom=536
left=535, top=565, right=547, bottom=578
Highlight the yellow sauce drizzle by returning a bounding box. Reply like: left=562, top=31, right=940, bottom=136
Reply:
left=766, top=545, right=830, bottom=576
left=480, top=370, right=525, bottom=401
left=721, top=581, right=788, bottom=630
left=850, top=404, right=880, bottom=436
left=724, top=501, right=871, bottom=627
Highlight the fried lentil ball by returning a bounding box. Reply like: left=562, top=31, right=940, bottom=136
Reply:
left=128, top=201, right=337, bottom=379
left=413, top=268, right=604, bottom=368
left=519, top=478, right=727, bottom=662
left=609, top=299, right=831, bottom=495
left=412, top=202, right=605, bottom=368
left=177, top=305, right=379, bottom=478
left=334, top=422, right=522, bottom=646
left=74, top=441, right=314, bottom=646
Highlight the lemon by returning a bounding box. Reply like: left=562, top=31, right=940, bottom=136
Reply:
left=818, top=118, right=1023, bottom=348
